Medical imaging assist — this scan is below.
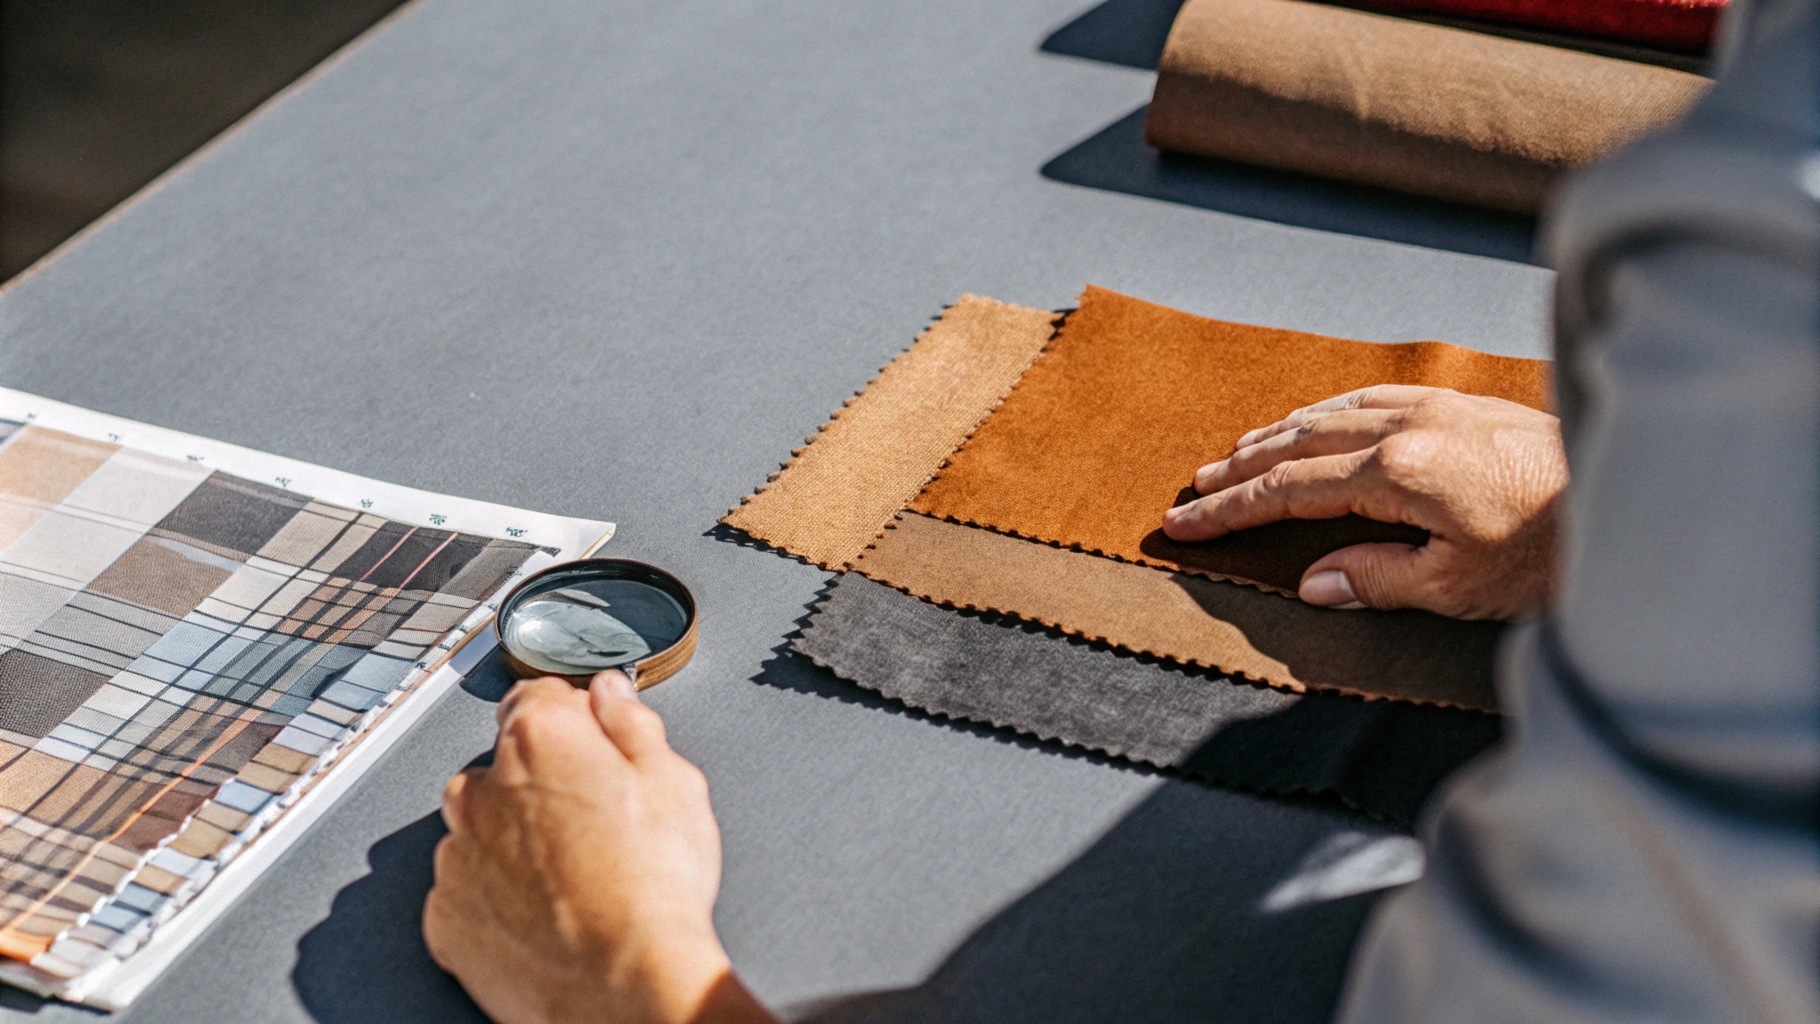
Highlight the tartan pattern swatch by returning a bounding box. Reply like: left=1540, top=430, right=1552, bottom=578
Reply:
left=0, top=423, right=536, bottom=982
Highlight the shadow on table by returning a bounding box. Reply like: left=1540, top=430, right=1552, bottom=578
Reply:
left=792, top=779, right=1403, bottom=1024
left=291, top=755, right=1402, bottom=1024
left=292, top=811, right=485, bottom=1024
left=457, top=644, right=517, bottom=704
left=1042, top=107, right=1538, bottom=264
left=757, top=650, right=1433, bottom=1021
left=0, top=988, right=50, bottom=1015
left=291, top=645, right=1420, bottom=1024
left=1040, top=0, right=1189, bottom=69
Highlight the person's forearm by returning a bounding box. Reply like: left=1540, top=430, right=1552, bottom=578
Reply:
left=1335, top=8, right=1820, bottom=1021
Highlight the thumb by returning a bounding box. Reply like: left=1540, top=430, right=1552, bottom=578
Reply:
left=587, top=669, right=671, bottom=762
left=1299, top=542, right=1431, bottom=611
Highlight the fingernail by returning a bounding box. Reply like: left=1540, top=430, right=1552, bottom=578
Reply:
left=593, top=669, right=638, bottom=699
left=1163, top=505, right=1182, bottom=521
left=1194, top=460, right=1225, bottom=489
left=1301, top=570, right=1365, bottom=610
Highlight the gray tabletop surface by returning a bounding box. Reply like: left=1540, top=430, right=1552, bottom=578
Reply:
left=0, top=0, right=1552, bottom=1020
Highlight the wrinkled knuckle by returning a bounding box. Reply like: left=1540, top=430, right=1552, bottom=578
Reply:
left=1412, top=389, right=1466, bottom=420
left=619, top=701, right=668, bottom=740
left=1429, top=582, right=1474, bottom=619
left=1258, top=461, right=1298, bottom=493
left=1226, top=447, right=1268, bottom=480
left=1413, top=561, right=1476, bottom=616
left=502, top=698, right=567, bottom=748
left=1344, top=558, right=1393, bottom=606
left=1373, top=434, right=1430, bottom=480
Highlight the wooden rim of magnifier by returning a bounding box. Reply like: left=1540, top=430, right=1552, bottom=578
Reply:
left=494, top=558, right=699, bottom=690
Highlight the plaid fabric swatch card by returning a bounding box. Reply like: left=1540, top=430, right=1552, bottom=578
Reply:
left=0, top=389, right=613, bottom=1008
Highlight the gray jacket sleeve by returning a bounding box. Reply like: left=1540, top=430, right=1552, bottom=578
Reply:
left=1334, top=4, right=1820, bottom=1022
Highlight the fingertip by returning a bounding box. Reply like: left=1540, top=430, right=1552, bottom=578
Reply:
left=1161, top=504, right=1191, bottom=539
left=1193, top=460, right=1225, bottom=493
left=1300, top=569, right=1365, bottom=609
left=587, top=671, right=671, bottom=761
left=1162, top=501, right=1226, bottom=542
left=588, top=669, right=642, bottom=733
left=592, top=668, right=638, bottom=700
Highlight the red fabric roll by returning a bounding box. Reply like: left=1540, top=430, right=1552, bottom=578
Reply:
left=1345, top=0, right=1724, bottom=53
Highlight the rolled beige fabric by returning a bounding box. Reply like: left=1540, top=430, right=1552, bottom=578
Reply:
left=1145, top=0, right=1711, bottom=212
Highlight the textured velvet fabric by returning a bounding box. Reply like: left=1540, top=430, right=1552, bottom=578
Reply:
left=723, top=296, right=1055, bottom=569
left=1145, top=0, right=1711, bottom=212
left=912, top=286, right=1551, bottom=595
left=796, top=573, right=1501, bottom=823
left=856, top=513, right=1502, bottom=711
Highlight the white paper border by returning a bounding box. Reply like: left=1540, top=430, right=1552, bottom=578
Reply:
left=0, top=387, right=610, bottom=555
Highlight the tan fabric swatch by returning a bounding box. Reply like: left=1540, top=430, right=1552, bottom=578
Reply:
left=723, top=296, right=1056, bottom=569
left=855, top=513, right=1500, bottom=711
left=911, top=286, right=1552, bottom=595
left=1145, top=0, right=1710, bottom=212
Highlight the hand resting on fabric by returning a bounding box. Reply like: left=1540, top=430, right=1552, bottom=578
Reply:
left=1161, top=385, right=1566, bottom=620
left=425, top=670, right=775, bottom=1024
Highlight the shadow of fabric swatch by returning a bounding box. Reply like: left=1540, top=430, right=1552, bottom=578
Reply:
left=723, top=296, right=1056, bottom=569
left=795, top=574, right=1499, bottom=823
left=1144, top=0, right=1709, bottom=212
left=911, top=286, right=1552, bottom=594
left=856, top=513, right=1501, bottom=710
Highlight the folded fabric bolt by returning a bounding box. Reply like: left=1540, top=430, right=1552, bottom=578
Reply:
left=911, top=286, right=1552, bottom=596
left=723, top=296, right=1055, bottom=569
left=855, top=513, right=1502, bottom=711
left=795, top=573, right=1501, bottom=823
left=1144, top=0, right=1711, bottom=212
left=1342, top=0, right=1724, bottom=54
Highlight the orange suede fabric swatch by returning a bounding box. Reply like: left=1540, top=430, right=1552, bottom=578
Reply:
left=854, top=513, right=1500, bottom=710
left=722, top=296, right=1056, bottom=569
left=911, top=286, right=1552, bottom=595
left=1145, top=0, right=1710, bottom=212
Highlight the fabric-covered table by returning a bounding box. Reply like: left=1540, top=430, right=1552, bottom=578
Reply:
left=0, top=0, right=1552, bottom=1020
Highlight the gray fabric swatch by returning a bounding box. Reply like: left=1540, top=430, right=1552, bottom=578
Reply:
left=794, top=574, right=1500, bottom=823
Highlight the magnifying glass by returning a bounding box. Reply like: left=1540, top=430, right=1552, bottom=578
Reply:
left=494, top=558, right=698, bottom=690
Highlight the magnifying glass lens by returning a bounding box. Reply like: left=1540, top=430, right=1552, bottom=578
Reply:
left=502, top=578, right=689, bottom=676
